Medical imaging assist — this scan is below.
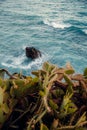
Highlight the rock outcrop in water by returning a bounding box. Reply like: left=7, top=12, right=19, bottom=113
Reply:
left=25, top=47, right=41, bottom=59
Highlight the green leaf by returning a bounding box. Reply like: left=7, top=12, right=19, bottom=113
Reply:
left=76, top=112, right=86, bottom=127
left=64, top=74, right=73, bottom=86
left=67, top=102, right=77, bottom=114
left=39, top=91, right=46, bottom=97
left=42, top=62, right=56, bottom=73
left=60, top=93, right=77, bottom=118
left=51, top=66, right=58, bottom=73
left=10, top=77, right=39, bottom=98
left=42, top=62, right=50, bottom=71
left=84, top=68, right=87, bottom=78
left=60, top=93, right=72, bottom=109
left=67, top=85, right=73, bottom=95
left=0, top=108, right=5, bottom=124
left=2, top=103, right=10, bottom=114
left=40, top=123, right=49, bottom=130
left=0, top=87, right=4, bottom=104
left=32, top=71, right=39, bottom=77
left=65, top=69, right=75, bottom=75
left=49, top=74, right=58, bottom=83
left=49, top=99, right=58, bottom=110
left=0, top=69, right=5, bottom=79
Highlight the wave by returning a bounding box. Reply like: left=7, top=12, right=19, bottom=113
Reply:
left=65, top=26, right=87, bottom=36
left=43, top=19, right=71, bottom=29
left=43, top=19, right=87, bottom=36
left=83, top=29, right=87, bottom=35
left=1, top=52, right=49, bottom=70
left=2, top=54, right=25, bottom=69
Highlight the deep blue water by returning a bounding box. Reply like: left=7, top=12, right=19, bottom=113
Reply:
left=0, top=0, right=87, bottom=75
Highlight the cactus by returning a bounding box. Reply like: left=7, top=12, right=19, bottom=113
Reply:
left=0, top=70, right=39, bottom=129
left=0, top=62, right=87, bottom=130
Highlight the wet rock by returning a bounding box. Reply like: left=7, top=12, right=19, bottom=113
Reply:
left=25, top=47, right=41, bottom=59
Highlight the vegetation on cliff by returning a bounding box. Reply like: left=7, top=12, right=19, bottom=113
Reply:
left=0, top=62, right=87, bottom=130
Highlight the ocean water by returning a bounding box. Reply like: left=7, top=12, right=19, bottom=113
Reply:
left=0, top=0, right=87, bottom=75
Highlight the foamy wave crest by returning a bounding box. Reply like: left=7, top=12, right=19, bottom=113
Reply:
left=2, top=53, right=49, bottom=70
left=83, top=29, right=87, bottom=35
left=2, top=54, right=25, bottom=69
left=43, top=19, right=71, bottom=29
left=19, top=56, right=44, bottom=70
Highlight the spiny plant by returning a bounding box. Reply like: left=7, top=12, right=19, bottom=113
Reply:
left=27, top=62, right=87, bottom=130
left=0, top=69, right=39, bottom=129
left=0, top=62, right=87, bottom=130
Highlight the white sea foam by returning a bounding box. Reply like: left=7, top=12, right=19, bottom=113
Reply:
left=19, top=57, right=43, bottom=70
left=2, top=53, right=49, bottom=70
left=43, top=19, right=71, bottom=29
left=2, top=54, right=25, bottom=68
left=83, top=29, right=87, bottom=35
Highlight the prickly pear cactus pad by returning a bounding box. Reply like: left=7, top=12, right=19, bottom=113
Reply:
left=0, top=62, right=87, bottom=130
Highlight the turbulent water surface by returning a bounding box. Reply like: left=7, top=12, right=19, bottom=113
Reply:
left=0, top=0, right=87, bottom=75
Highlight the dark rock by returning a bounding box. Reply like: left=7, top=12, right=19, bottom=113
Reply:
left=25, top=47, right=41, bottom=59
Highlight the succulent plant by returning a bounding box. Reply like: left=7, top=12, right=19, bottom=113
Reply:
left=0, top=62, right=87, bottom=130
